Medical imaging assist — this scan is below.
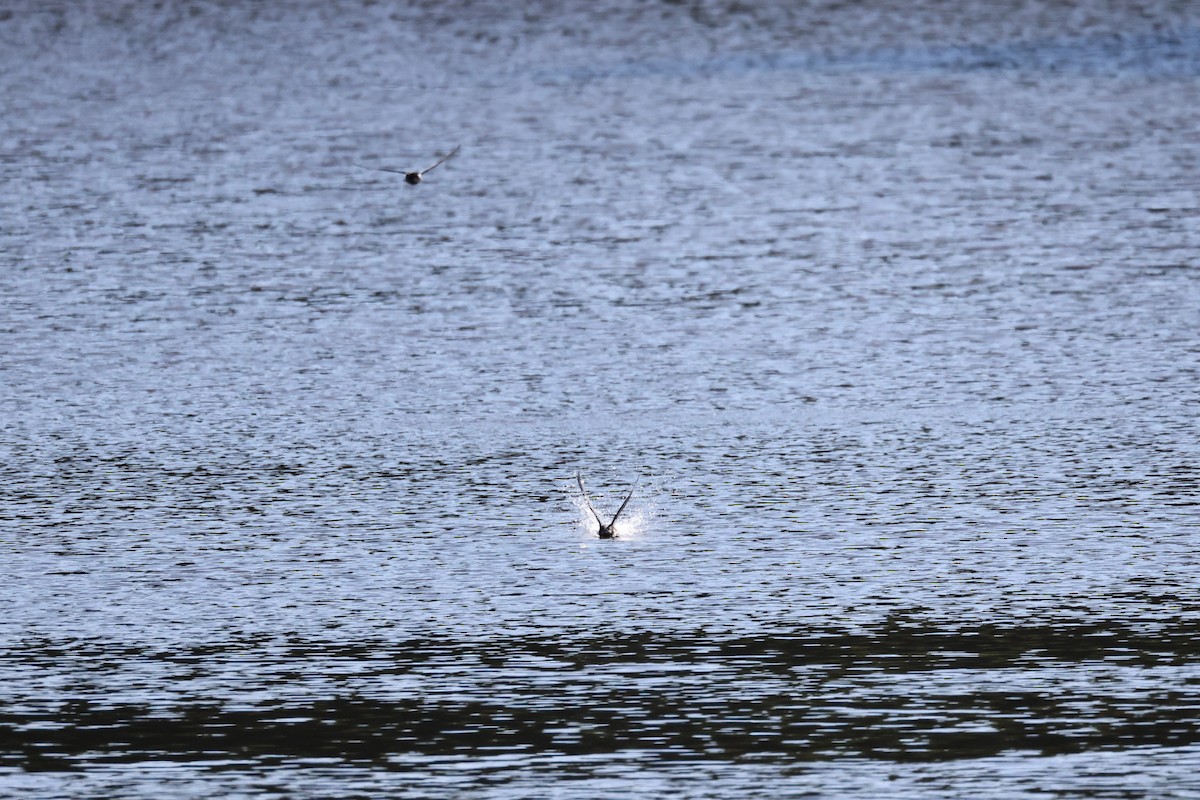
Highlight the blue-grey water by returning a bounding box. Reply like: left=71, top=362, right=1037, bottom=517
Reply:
left=2, top=2, right=1200, bottom=797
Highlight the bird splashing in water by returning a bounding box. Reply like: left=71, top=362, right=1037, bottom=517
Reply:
left=576, top=472, right=638, bottom=539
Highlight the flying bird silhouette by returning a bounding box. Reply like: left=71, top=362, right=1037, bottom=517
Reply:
left=576, top=473, right=638, bottom=539
left=356, top=144, right=460, bottom=185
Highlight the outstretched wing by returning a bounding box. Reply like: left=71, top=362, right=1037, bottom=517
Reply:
left=576, top=472, right=604, bottom=527
left=419, top=144, right=461, bottom=176
left=608, top=477, right=639, bottom=527
left=353, top=162, right=410, bottom=176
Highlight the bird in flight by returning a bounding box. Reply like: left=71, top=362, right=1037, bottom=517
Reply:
left=357, top=145, right=461, bottom=185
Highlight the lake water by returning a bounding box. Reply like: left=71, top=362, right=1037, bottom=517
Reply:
left=2, top=1, right=1199, bottom=797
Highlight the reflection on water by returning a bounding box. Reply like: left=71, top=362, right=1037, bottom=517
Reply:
left=2, top=0, right=1200, bottom=797
left=6, top=621, right=1200, bottom=793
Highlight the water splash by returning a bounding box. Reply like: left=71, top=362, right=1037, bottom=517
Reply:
left=571, top=479, right=651, bottom=540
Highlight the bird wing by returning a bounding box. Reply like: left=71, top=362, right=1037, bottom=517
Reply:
left=608, top=478, right=639, bottom=527
left=419, top=144, right=461, bottom=176
left=576, top=472, right=604, bottom=527
left=353, top=162, right=410, bottom=175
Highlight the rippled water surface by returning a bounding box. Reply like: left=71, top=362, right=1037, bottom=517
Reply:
left=2, top=1, right=1200, bottom=797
